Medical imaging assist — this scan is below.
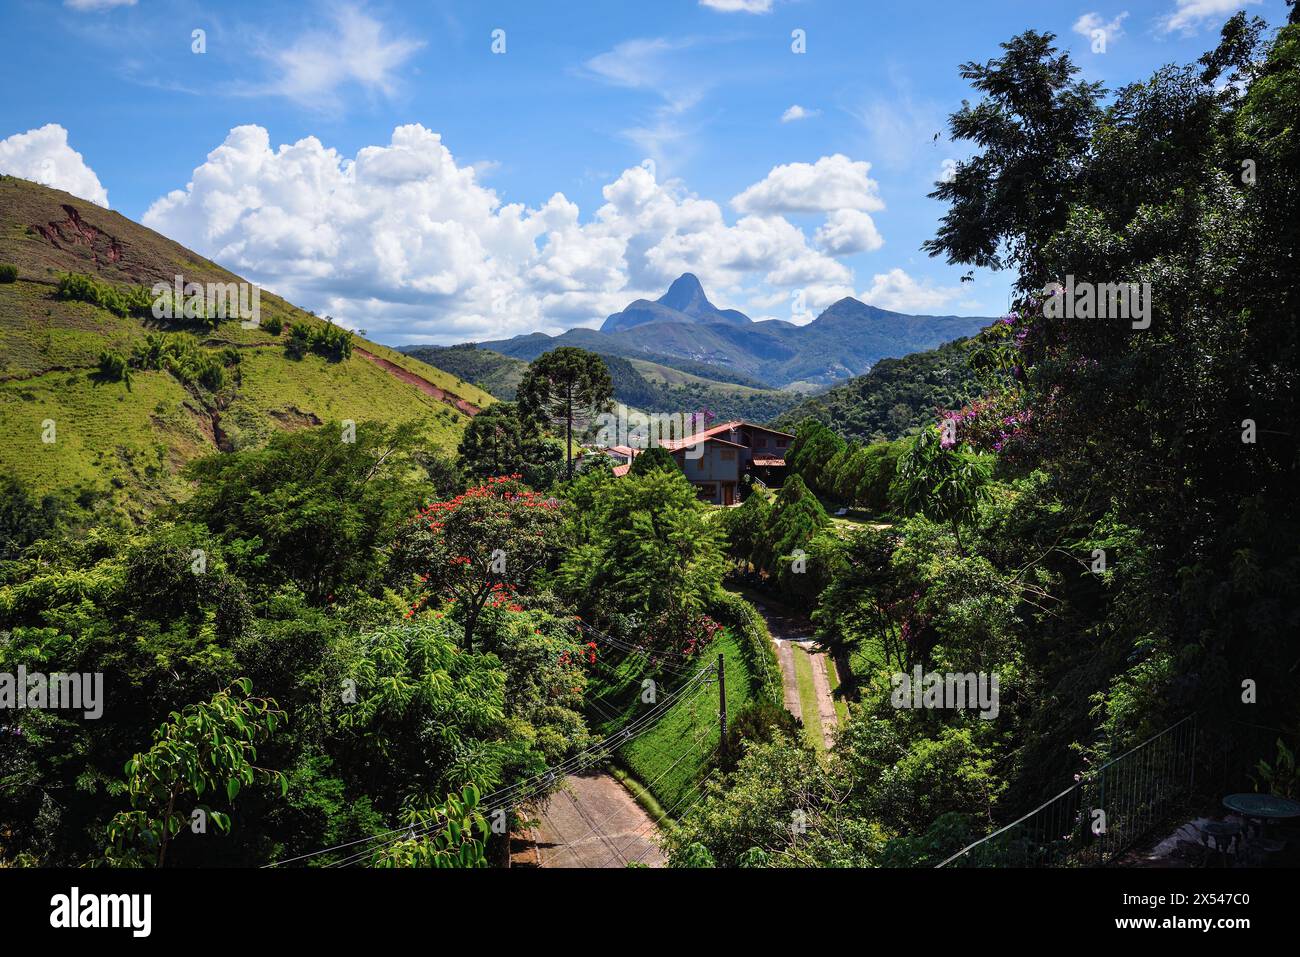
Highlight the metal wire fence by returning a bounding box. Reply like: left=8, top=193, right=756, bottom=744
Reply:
left=938, top=714, right=1198, bottom=867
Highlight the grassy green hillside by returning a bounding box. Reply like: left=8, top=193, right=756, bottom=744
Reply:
left=0, top=175, right=493, bottom=516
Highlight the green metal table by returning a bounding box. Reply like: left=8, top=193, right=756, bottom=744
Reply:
left=1223, top=793, right=1300, bottom=863
left=1222, top=793, right=1300, bottom=821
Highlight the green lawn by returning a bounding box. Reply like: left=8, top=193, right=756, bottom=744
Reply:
left=790, top=644, right=824, bottom=751
left=586, top=627, right=758, bottom=815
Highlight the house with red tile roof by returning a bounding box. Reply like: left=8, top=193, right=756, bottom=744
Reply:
left=600, top=420, right=794, bottom=505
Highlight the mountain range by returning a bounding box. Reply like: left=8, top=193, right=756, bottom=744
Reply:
left=476, top=272, right=990, bottom=391
left=601, top=273, right=751, bottom=331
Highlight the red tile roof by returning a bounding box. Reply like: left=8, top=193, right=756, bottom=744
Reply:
left=660, top=420, right=744, bottom=451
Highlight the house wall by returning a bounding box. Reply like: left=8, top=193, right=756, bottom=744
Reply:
left=674, top=441, right=740, bottom=503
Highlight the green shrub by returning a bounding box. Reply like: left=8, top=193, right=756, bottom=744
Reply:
left=56, top=272, right=157, bottom=319
left=286, top=321, right=313, bottom=359
left=0, top=263, right=17, bottom=283
left=707, top=590, right=782, bottom=705
left=721, top=698, right=801, bottom=771
left=310, top=323, right=353, bottom=361
left=129, top=332, right=227, bottom=390
left=285, top=320, right=352, bottom=362
left=96, top=350, right=131, bottom=385
left=261, top=315, right=283, bottom=336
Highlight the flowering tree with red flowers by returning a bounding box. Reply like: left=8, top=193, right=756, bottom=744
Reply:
left=392, top=476, right=565, bottom=651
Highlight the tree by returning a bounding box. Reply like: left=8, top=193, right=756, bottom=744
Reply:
left=557, top=467, right=726, bottom=650
left=628, top=444, right=678, bottom=476
left=923, top=30, right=1104, bottom=285
left=721, top=490, right=770, bottom=573
left=391, top=478, right=564, bottom=651
left=517, top=347, right=613, bottom=480
left=893, top=427, right=990, bottom=553
left=664, top=738, right=879, bottom=868
left=338, top=619, right=513, bottom=808
left=922, top=18, right=1300, bottom=763
left=457, top=402, right=562, bottom=489
left=104, top=679, right=286, bottom=867
left=413, top=447, right=465, bottom=499
left=787, top=420, right=845, bottom=494
left=368, top=785, right=490, bottom=868
left=766, top=475, right=830, bottom=576
left=813, top=527, right=908, bottom=668
left=184, top=422, right=422, bottom=603
left=0, top=476, right=73, bottom=560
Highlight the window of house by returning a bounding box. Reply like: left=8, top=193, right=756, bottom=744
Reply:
left=720, top=448, right=736, bottom=461
left=776, top=437, right=789, bottom=448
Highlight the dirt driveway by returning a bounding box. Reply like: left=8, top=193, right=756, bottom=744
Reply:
left=747, top=592, right=840, bottom=749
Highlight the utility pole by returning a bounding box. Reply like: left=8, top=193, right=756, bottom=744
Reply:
left=717, top=653, right=727, bottom=762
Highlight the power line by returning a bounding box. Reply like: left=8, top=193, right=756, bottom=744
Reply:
left=539, top=735, right=711, bottom=868
left=627, top=784, right=712, bottom=867
left=277, top=664, right=714, bottom=867
left=595, top=772, right=716, bottom=870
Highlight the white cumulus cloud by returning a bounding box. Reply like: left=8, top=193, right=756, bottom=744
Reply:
left=862, top=269, right=960, bottom=313
left=731, top=154, right=884, bottom=215
left=780, top=104, right=820, bottom=123
left=814, top=209, right=884, bottom=255
left=143, top=125, right=862, bottom=343
left=1159, top=0, right=1259, bottom=34
left=0, top=124, right=109, bottom=207
left=1073, top=12, right=1129, bottom=48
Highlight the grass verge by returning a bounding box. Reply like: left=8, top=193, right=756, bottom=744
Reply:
left=586, top=627, right=756, bottom=815
left=790, top=644, right=824, bottom=751
left=824, top=653, right=850, bottom=724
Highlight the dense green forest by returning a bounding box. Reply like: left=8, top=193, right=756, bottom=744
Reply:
left=403, top=343, right=527, bottom=401
left=658, top=14, right=1300, bottom=866
left=773, top=337, right=984, bottom=442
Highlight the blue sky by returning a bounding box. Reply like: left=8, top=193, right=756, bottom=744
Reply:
left=0, top=0, right=1289, bottom=344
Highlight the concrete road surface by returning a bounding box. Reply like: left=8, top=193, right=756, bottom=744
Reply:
left=530, top=771, right=666, bottom=868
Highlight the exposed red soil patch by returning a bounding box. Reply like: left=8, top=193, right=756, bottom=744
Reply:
left=33, top=204, right=124, bottom=268
left=354, top=346, right=481, bottom=416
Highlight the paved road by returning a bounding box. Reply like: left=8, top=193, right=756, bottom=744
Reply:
left=528, top=771, right=666, bottom=868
